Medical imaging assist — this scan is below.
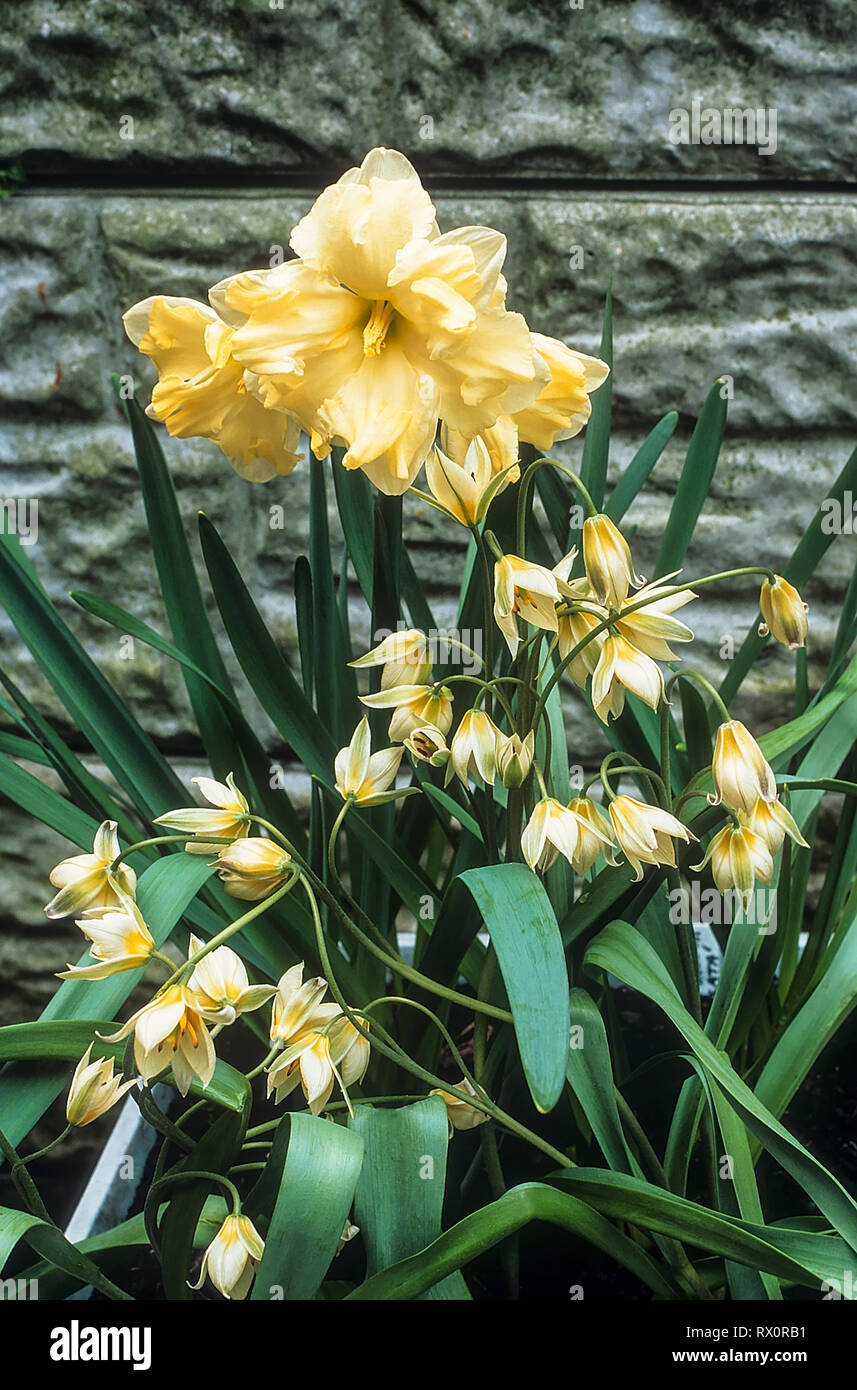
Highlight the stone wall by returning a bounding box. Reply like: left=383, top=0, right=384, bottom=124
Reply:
left=1, top=1, right=856, bottom=984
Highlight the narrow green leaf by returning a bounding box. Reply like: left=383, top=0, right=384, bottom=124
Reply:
left=655, top=380, right=727, bottom=578
left=604, top=412, right=679, bottom=525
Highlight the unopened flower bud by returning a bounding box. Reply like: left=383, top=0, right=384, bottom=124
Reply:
left=759, top=576, right=809, bottom=651
left=496, top=731, right=534, bottom=788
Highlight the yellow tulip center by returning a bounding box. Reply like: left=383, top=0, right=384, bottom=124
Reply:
left=363, top=300, right=395, bottom=356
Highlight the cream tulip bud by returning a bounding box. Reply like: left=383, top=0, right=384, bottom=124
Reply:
left=692, top=824, right=774, bottom=911
left=710, top=721, right=777, bottom=816
left=213, top=837, right=293, bottom=901
left=66, top=1044, right=137, bottom=1127
left=582, top=513, right=642, bottom=611
left=430, top=1076, right=489, bottom=1133
left=496, top=731, right=534, bottom=789
left=759, top=576, right=809, bottom=651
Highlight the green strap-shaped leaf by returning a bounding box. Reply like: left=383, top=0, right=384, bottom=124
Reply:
left=604, top=411, right=678, bottom=524
left=251, top=1112, right=364, bottom=1300
left=345, top=1180, right=682, bottom=1302
left=120, top=389, right=242, bottom=783
left=0, top=1019, right=249, bottom=1114
left=458, top=863, right=570, bottom=1113
left=0, top=532, right=187, bottom=817
left=579, top=285, right=613, bottom=511
left=584, top=921, right=857, bottom=1253
left=566, top=989, right=634, bottom=1173
left=0, top=1207, right=131, bottom=1299
left=654, top=380, right=727, bottom=578
left=348, top=1096, right=470, bottom=1300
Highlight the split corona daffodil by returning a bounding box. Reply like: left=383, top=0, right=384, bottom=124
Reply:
left=211, top=149, right=547, bottom=494
left=123, top=296, right=302, bottom=481
left=510, top=333, right=610, bottom=450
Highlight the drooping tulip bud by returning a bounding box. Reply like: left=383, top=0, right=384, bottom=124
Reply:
left=710, top=721, right=777, bottom=816
left=496, top=731, right=534, bottom=789
left=758, top=576, right=809, bottom=651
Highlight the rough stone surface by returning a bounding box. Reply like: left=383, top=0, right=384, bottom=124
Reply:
left=1, top=9, right=855, bottom=1027
left=2, top=2, right=856, bottom=180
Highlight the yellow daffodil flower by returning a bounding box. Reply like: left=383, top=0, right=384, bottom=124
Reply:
left=212, top=837, right=293, bottom=901
left=123, top=296, right=302, bottom=481
left=334, top=716, right=413, bottom=803
left=191, top=1213, right=265, bottom=1300
left=45, top=821, right=137, bottom=920
left=511, top=333, right=610, bottom=450
left=102, top=984, right=216, bottom=1096
left=66, top=1044, right=137, bottom=1127
left=591, top=633, right=665, bottom=724
left=582, top=513, right=642, bottom=611
left=57, top=896, right=156, bottom=981
left=608, top=795, right=695, bottom=881
left=187, top=934, right=277, bottom=1025
left=710, top=721, right=777, bottom=815
left=211, top=149, right=546, bottom=494
left=759, top=575, right=809, bottom=650
left=154, top=772, right=251, bottom=854
left=430, top=1076, right=489, bottom=1133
